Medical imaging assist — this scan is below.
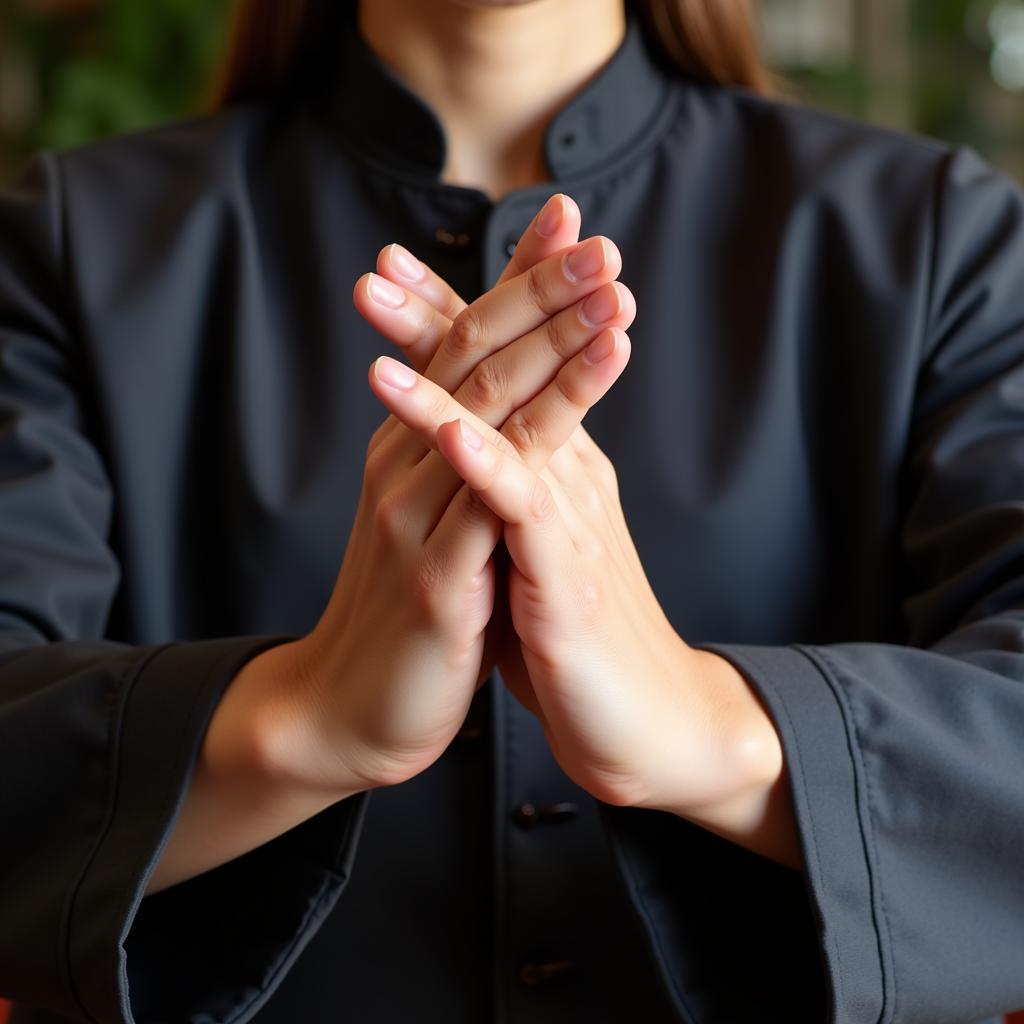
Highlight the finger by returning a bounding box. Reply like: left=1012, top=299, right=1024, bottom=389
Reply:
left=538, top=462, right=586, bottom=537
left=498, top=327, right=631, bottom=468
left=425, top=480, right=504, bottom=584
left=494, top=193, right=583, bottom=289
left=370, top=195, right=580, bottom=378
left=378, top=448, right=484, bottom=544
left=434, top=417, right=571, bottom=586
left=377, top=243, right=468, bottom=322
left=367, top=355, right=523, bottom=463
left=369, top=324, right=630, bottom=475
left=543, top=442, right=590, bottom=500
left=452, top=280, right=635, bottom=432
left=426, top=234, right=623, bottom=395
left=353, top=272, right=457, bottom=375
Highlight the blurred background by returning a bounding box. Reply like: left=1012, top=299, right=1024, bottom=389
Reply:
left=2, top=0, right=1024, bottom=184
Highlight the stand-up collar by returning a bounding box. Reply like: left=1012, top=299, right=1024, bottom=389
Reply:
left=328, top=5, right=673, bottom=182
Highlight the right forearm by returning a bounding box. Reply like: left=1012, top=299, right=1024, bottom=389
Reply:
left=144, top=639, right=367, bottom=895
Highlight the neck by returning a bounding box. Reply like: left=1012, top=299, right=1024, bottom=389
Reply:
left=357, top=0, right=626, bottom=200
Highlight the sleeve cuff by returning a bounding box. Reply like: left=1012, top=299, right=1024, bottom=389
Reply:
left=597, top=642, right=885, bottom=1024
left=64, top=636, right=371, bottom=1024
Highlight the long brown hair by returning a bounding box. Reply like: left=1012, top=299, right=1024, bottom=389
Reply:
left=204, top=0, right=774, bottom=111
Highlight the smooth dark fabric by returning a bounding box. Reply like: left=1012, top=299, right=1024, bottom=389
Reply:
left=1, top=5, right=1023, bottom=1022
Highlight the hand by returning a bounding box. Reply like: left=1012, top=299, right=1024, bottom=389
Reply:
left=351, top=195, right=635, bottom=715
left=370, top=367, right=798, bottom=867
left=248, top=196, right=636, bottom=797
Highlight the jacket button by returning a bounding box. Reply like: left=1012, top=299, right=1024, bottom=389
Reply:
left=435, top=227, right=471, bottom=248
left=512, top=801, right=579, bottom=828
left=503, top=234, right=518, bottom=258
left=518, top=959, right=577, bottom=987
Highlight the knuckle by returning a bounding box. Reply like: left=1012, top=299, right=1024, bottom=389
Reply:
left=503, top=409, right=546, bottom=457
left=490, top=429, right=521, bottom=461
left=593, top=451, right=619, bottom=491
left=425, top=388, right=452, bottom=430
left=373, top=490, right=409, bottom=541
left=525, top=263, right=560, bottom=316
left=578, top=479, right=605, bottom=518
left=574, top=573, right=605, bottom=625
left=527, top=476, right=557, bottom=523
left=366, top=420, right=390, bottom=460
left=577, top=435, right=619, bottom=491
left=447, top=308, right=486, bottom=359
left=410, top=313, right=442, bottom=354
left=454, top=486, right=492, bottom=534
left=553, top=365, right=588, bottom=410
left=465, top=357, right=509, bottom=412
left=409, top=550, right=453, bottom=620
left=363, top=442, right=390, bottom=493
left=573, top=526, right=607, bottom=563
left=545, top=310, right=578, bottom=360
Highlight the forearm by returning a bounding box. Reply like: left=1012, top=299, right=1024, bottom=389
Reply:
left=144, top=639, right=367, bottom=895
left=660, top=649, right=804, bottom=872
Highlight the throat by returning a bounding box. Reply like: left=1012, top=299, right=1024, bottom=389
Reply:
left=440, top=122, right=552, bottom=202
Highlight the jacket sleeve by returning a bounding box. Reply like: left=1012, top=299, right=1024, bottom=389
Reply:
left=0, top=152, right=370, bottom=1024
left=600, top=145, right=1024, bottom=1024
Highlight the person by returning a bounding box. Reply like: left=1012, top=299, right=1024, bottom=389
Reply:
left=0, top=0, right=1022, bottom=1020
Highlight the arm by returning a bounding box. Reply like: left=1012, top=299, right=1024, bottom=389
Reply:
left=662, top=647, right=802, bottom=872
left=0, top=153, right=362, bottom=1024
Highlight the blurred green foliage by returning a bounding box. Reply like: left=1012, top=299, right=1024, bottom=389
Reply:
left=2, top=0, right=231, bottom=164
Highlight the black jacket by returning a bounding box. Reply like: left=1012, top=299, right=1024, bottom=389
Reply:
left=0, top=6, right=1021, bottom=1023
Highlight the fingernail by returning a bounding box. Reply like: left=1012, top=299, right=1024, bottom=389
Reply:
left=389, top=243, right=426, bottom=283
left=583, top=328, right=617, bottom=365
left=535, top=194, right=565, bottom=238
left=563, top=237, right=606, bottom=282
left=458, top=418, right=484, bottom=451
left=579, top=283, right=621, bottom=327
left=367, top=273, right=406, bottom=308
left=373, top=355, right=417, bottom=390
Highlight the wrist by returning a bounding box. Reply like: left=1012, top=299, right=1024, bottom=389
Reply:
left=650, top=648, right=802, bottom=870
left=205, top=637, right=370, bottom=804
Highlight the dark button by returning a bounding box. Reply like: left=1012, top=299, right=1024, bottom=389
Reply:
left=512, top=801, right=579, bottom=828
left=435, top=227, right=471, bottom=248
left=560, top=131, right=577, bottom=148
left=504, top=234, right=518, bottom=258
left=518, top=959, right=577, bottom=987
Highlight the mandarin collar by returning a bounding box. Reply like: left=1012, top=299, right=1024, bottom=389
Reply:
left=328, top=5, right=673, bottom=182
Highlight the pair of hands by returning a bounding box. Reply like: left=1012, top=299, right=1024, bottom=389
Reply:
left=273, top=194, right=787, bottom=857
